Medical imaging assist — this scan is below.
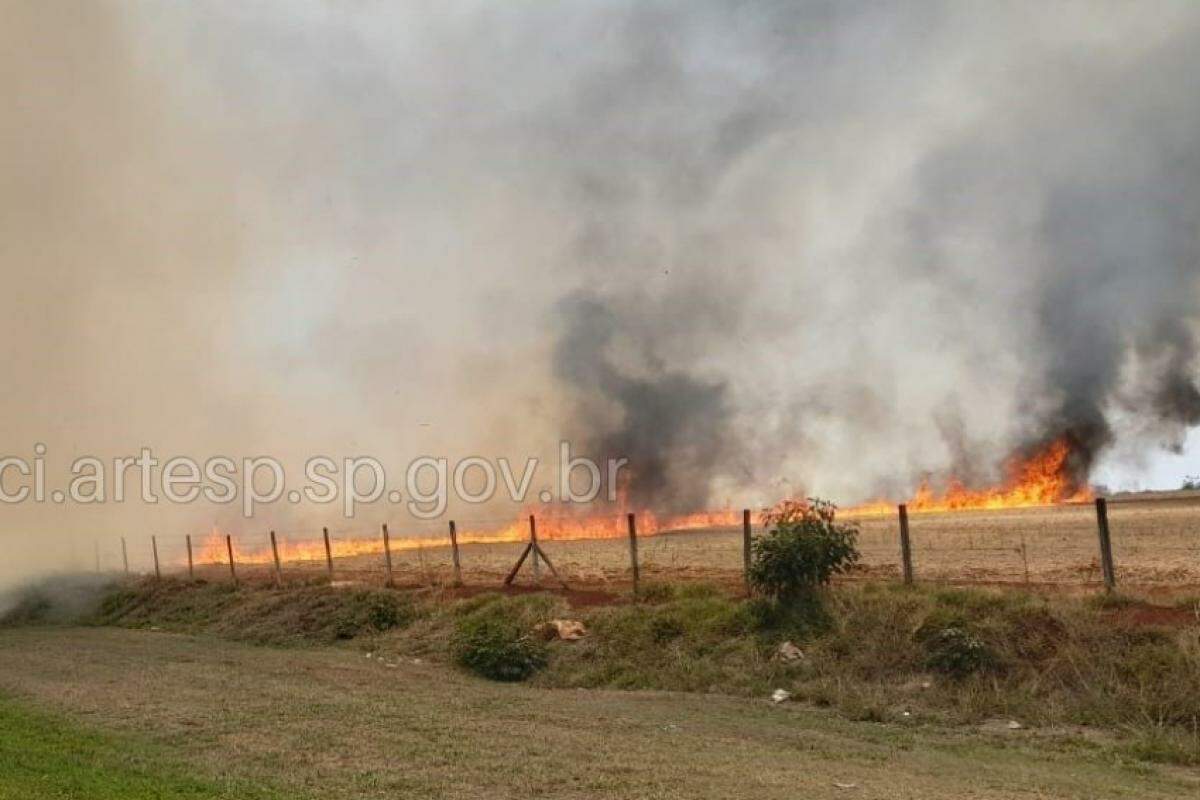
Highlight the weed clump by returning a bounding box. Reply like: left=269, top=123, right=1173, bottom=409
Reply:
left=452, top=596, right=550, bottom=682
left=919, top=625, right=995, bottom=679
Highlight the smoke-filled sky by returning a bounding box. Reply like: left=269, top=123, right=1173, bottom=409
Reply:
left=3, top=1, right=1200, bottom=576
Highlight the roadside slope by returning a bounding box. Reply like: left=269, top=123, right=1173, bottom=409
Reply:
left=0, top=627, right=1193, bottom=800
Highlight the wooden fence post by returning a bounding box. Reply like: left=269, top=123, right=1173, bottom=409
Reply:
left=627, top=512, right=640, bottom=597
left=322, top=527, right=334, bottom=581
left=1019, top=534, right=1030, bottom=586
left=269, top=530, right=282, bottom=586
left=151, top=536, right=161, bottom=580
left=742, top=509, right=752, bottom=594
left=381, top=524, right=394, bottom=587
left=1095, top=497, right=1116, bottom=592
left=502, top=515, right=568, bottom=590
left=121, top=537, right=129, bottom=575
left=898, top=504, right=914, bottom=585
left=448, top=520, right=463, bottom=586
left=186, top=534, right=194, bottom=579
left=530, top=515, right=541, bottom=582
left=226, top=535, right=238, bottom=586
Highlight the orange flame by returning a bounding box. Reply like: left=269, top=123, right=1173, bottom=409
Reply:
left=844, top=437, right=1093, bottom=517
left=188, top=506, right=745, bottom=569
left=183, top=438, right=1090, bottom=569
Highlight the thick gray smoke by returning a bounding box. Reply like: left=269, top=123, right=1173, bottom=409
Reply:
left=542, top=1, right=1200, bottom=507
left=2, top=0, right=1200, bottom=577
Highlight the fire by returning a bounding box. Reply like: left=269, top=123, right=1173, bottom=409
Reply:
left=187, top=507, right=744, bottom=570
left=182, top=438, right=1090, bottom=570
left=844, top=437, right=1093, bottom=517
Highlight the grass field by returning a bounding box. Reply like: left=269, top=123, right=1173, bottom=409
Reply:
left=149, top=494, right=1200, bottom=593
left=0, top=693, right=289, bottom=799
left=1, top=626, right=1197, bottom=800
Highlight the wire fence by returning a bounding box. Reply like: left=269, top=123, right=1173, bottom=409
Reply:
left=94, top=496, right=1200, bottom=593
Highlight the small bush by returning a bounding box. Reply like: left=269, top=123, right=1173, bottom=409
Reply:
left=453, top=612, right=547, bottom=682
left=920, top=625, right=995, bottom=679
left=749, top=499, right=860, bottom=603
left=746, top=593, right=831, bottom=637
left=331, top=589, right=415, bottom=639
left=649, top=614, right=686, bottom=643
left=0, top=593, right=52, bottom=626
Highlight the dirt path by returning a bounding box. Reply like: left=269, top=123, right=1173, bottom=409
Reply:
left=0, top=627, right=1193, bottom=799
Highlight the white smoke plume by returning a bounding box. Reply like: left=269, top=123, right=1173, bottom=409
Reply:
left=2, top=2, right=1199, bottom=581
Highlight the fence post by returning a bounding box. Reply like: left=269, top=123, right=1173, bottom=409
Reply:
left=448, top=520, right=463, bottom=586
left=121, top=537, right=129, bottom=575
left=627, top=512, right=640, bottom=598
left=151, top=536, right=161, bottom=580
left=1019, top=533, right=1030, bottom=586
left=898, top=504, right=914, bottom=585
left=186, top=535, right=194, bottom=579
left=529, top=515, right=540, bottom=582
left=742, top=509, right=752, bottom=594
left=1095, top=497, right=1116, bottom=592
left=322, top=527, right=334, bottom=581
left=269, top=530, right=283, bottom=586
left=381, top=524, right=394, bottom=587
left=226, top=535, right=238, bottom=586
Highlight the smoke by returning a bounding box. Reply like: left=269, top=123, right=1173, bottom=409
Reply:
left=541, top=1, right=1200, bottom=504
left=552, top=291, right=736, bottom=511
left=1, top=0, right=1199, bottom=580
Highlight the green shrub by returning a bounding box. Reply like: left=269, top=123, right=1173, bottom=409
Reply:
left=331, top=590, right=415, bottom=639
left=749, top=499, right=860, bottom=602
left=920, top=625, right=995, bottom=679
left=649, top=613, right=686, bottom=642
left=746, top=593, right=831, bottom=636
left=0, top=593, right=52, bottom=626
left=453, top=612, right=547, bottom=682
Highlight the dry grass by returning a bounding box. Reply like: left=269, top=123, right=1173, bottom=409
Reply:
left=1, top=625, right=1197, bottom=799
left=161, top=494, right=1200, bottom=594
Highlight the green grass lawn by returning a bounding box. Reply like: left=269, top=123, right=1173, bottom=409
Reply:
left=0, top=694, right=289, bottom=800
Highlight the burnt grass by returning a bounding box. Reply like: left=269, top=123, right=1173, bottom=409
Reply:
left=8, top=575, right=1200, bottom=766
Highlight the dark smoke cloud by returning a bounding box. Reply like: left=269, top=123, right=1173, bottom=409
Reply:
left=546, top=1, right=1200, bottom=506
left=553, top=291, right=735, bottom=512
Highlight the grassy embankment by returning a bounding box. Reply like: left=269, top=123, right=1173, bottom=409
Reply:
left=36, top=575, right=1196, bottom=766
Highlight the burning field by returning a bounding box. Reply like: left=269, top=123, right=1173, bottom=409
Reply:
left=163, top=496, right=1197, bottom=592
left=151, top=438, right=1200, bottom=593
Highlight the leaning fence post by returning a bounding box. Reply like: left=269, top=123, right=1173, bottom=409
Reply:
left=898, top=504, right=914, bottom=585
left=121, top=537, right=129, bottom=575
left=269, top=530, right=283, bottom=586
left=381, top=524, right=394, bottom=587
left=151, top=535, right=161, bottom=580
left=185, top=534, right=194, bottom=579
left=448, top=520, right=463, bottom=586
left=742, top=509, right=752, bottom=594
left=322, top=527, right=334, bottom=581
left=1095, top=497, right=1116, bottom=592
left=627, top=512, right=640, bottom=597
left=226, top=535, right=238, bottom=586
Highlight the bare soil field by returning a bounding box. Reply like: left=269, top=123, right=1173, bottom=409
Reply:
left=1, top=626, right=1196, bottom=800
left=161, top=494, right=1200, bottom=594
